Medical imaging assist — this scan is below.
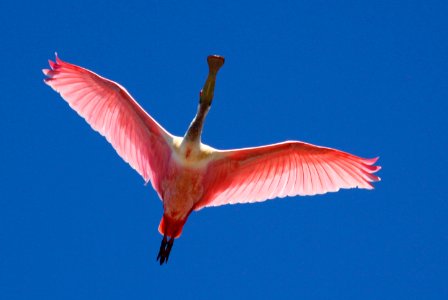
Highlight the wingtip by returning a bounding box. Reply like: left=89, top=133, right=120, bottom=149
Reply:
left=48, top=59, right=56, bottom=69
left=364, top=156, right=380, bottom=165
left=362, top=156, right=381, bottom=178
left=365, top=182, right=375, bottom=189
left=43, top=65, right=56, bottom=79
left=47, top=52, right=63, bottom=72
left=49, top=52, right=63, bottom=67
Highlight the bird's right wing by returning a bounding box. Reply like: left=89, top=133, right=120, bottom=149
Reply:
left=43, top=55, right=173, bottom=192
left=196, top=141, right=380, bottom=209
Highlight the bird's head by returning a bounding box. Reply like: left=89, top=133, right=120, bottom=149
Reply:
left=199, top=55, right=225, bottom=107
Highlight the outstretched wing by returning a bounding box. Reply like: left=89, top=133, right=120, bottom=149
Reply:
left=43, top=54, right=173, bottom=193
left=197, top=141, right=380, bottom=209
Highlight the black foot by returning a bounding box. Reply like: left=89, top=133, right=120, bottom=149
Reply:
left=156, top=235, right=174, bottom=265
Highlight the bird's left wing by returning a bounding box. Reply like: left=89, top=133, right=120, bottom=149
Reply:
left=196, top=141, right=380, bottom=209
left=43, top=55, right=173, bottom=193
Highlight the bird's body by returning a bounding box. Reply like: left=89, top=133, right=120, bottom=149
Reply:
left=43, top=54, right=380, bottom=264
left=159, top=138, right=218, bottom=237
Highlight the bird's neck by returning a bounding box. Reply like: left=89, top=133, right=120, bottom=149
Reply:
left=182, top=55, right=224, bottom=147
left=183, top=103, right=209, bottom=145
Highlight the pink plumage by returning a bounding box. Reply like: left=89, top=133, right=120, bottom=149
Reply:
left=198, top=142, right=380, bottom=209
left=43, top=55, right=173, bottom=195
left=43, top=54, right=380, bottom=264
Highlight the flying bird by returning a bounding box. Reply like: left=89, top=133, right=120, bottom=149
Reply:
left=43, top=54, right=381, bottom=264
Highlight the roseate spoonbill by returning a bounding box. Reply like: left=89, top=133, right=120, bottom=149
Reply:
left=43, top=54, right=380, bottom=265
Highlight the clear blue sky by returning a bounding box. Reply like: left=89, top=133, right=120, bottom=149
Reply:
left=1, top=1, right=447, bottom=299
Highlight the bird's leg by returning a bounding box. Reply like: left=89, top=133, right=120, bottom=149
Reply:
left=165, top=237, right=174, bottom=263
left=156, top=235, right=167, bottom=263
left=156, top=235, right=175, bottom=265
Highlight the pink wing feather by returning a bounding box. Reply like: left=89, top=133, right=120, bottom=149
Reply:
left=43, top=55, right=173, bottom=193
left=197, top=141, right=380, bottom=209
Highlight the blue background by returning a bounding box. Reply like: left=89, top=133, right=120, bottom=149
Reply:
left=1, top=1, right=447, bottom=299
